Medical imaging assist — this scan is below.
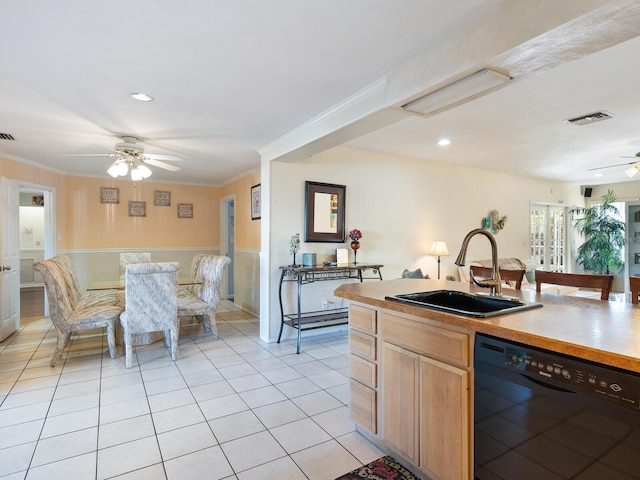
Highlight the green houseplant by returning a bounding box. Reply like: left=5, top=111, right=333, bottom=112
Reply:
left=570, top=189, right=625, bottom=275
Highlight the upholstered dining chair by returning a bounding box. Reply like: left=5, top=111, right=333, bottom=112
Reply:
left=33, top=257, right=121, bottom=366
left=119, top=262, right=179, bottom=368
left=178, top=252, right=207, bottom=298
left=119, top=252, right=151, bottom=283
left=178, top=255, right=231, bottom=339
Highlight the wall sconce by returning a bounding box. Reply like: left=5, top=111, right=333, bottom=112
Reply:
left=429, top=241, right=450, bottom=280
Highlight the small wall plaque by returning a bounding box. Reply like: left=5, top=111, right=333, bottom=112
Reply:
left=154, top=190, right=171, bottom=206
left=128, top=201, right=146, bottom=217
left=178, top=203, right=193, bottom=218
left=100, top=187, right=119, bottom=204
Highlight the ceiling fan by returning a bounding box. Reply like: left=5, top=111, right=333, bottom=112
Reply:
left=588, top=152, right=640, bottom=178
left=66, top=136, right=181, bottom=180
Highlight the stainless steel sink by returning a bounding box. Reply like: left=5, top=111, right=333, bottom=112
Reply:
left=385, top=290, right=542, bottom=318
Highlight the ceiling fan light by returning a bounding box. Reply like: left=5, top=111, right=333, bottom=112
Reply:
left=107, top=163, right=120, bottom=178
left=117, top=162, right=129, bottom=176
left=625, top=166, right=638, bottom=178
left=138, top=164, right=152, bottom=178
left=131, top=167, right=143, bottom=181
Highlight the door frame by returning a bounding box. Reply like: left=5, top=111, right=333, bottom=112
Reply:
left=18, top=181, right=56, bottom=317
left=220, top=194, right=235, bottom=300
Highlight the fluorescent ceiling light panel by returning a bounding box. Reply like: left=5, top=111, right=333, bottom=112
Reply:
left=402, top=68, right=511, bottom=116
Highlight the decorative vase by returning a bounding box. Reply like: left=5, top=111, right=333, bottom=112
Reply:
left=292, top=252, right=297, bottom=267
left=350, top=241, right=360, bottom=264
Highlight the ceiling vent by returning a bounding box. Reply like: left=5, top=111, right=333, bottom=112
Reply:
left=0, top=133, right=15, bottom=140
left=564, top=111, right=614, bottom=126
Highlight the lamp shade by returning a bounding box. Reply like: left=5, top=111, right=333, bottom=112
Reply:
left=429, top=241, right=450, bottom=257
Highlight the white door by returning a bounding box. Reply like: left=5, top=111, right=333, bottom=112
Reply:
left=0, top=177, right=20, bottom=340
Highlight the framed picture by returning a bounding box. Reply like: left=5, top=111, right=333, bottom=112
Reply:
left=304, top=181, right=346, bottom=242
left=154, top=190, right=171, bottom=206
left=128, top=201, right=146, bottom=217
left=100, top=187, right=119, bottom=204
left=178, top=203, right=193, bottom=218
left=251, top=184, right=261, bottom=220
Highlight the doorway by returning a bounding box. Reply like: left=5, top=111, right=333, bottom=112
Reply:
left=222, top=196, right=235, bottom=300
left=18, top=184, right=54, bottom=320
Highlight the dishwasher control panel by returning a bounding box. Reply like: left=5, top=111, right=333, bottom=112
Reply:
left=475, top=333, right=640, bottom=413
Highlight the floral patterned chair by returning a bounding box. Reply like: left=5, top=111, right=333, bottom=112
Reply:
left=119, top=262, right=179, bottom=368
left=33, top=256, right=122, bottom=367
left=177, top=255, right=231, bottom=339
left=178, top=252, right=207, bottom=298
left=119, top=252, right=151, bottom=283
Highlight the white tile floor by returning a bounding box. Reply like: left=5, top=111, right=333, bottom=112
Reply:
left=0, top=301, right=385, bottom=479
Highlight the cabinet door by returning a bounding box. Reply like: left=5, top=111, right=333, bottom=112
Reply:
left=419, top=356, right=470, bottom=480
left=382, top=342, right=419, bottom=463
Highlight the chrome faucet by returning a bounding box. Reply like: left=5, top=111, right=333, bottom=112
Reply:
left=454, top=228, right=502, bottom=296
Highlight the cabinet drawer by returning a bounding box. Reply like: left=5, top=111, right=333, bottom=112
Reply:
left=350, top=354, right=377, bottom=388
left=350, top=304, right=377, bottom=334
left=382, top=312, right=469, bottom=367
left=350, top=379, right=377, bottom=434
left=350, top=329, right=377, bottom=360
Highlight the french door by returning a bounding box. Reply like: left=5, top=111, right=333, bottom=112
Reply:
left=530, top=203, right=567, bottom=272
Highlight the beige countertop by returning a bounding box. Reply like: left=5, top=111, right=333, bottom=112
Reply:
left=334, top=279, right=640, bottom=373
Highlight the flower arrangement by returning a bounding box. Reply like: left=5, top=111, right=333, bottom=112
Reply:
left=348, top=229, right=362, bottom=242
left=289, top=233, right=301, bottom=254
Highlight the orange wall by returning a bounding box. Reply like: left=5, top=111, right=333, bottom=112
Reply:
left=1, top=156, right=262, bottom=251
left=220, top=170, right=261, bottom=250
left=64, top=176, right=220, bottom=249
left=0, top=157, right=68, bottom=243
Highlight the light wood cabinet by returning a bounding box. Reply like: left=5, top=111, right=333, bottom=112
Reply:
left=348, top=304, right=379, bottom=435
left=381, top=342, right=419, bottom=463
left=419, top=355, right=469, bottom=479
left=381, top=310, right=471, bottom=480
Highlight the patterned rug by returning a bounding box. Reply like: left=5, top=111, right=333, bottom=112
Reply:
left=335, top=455, right=419, bottom=480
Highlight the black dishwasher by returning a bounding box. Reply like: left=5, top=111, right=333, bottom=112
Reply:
left=474, top=333, right=640, bottom=479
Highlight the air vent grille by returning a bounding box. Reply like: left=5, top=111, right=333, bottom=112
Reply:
left=0, top=133, right=15, bottom=140
left=564, top=111, right=614, bottom=126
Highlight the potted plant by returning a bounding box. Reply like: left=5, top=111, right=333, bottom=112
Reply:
left=570, top=189, right=625, bottom=275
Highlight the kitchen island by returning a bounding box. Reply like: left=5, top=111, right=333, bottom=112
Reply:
left=335, top=278, right=640, bottom=480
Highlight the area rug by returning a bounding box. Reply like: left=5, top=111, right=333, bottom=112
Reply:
left=335, top=455, right=419, bottom=480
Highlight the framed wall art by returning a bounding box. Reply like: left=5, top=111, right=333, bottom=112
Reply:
left=251, top=183, right=261, bottom=220
left=128, top=201, right=146, bottom=217
left=100, top=187, right=119, bottom=204
left=178, top=203, right=193, bottom=218
left=304, top=181, right=346, bottom=242
left=154, top=190, right=171, bottom=206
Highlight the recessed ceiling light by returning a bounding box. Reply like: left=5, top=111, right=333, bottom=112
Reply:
left=437, top=138, right=451, bottom=146
left=594, top=173, right=603, bottom=177
left=130, top=92, right=153, bottom=102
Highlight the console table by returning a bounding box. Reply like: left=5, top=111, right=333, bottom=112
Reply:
left=278, top=263, right=383, bottom=353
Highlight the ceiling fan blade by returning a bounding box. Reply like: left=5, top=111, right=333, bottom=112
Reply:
left=144, top=158, right=181, bottom=172
left=145, top=153, right=182, bottom=161
left=63, top=153, right=115, bottom=157
left=588, top=160, right=639, bottom=171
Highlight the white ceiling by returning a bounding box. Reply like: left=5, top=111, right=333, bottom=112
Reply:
left=1, top=1, right=639, bottom=187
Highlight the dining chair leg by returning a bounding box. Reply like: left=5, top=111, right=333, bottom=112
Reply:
left=106, top=323, right=116, bottom=359
left=125, top=334, right=134, bottom=369
left=50, top=331, right=70, bottom=367
left=169, top=328, right=178, bottom=361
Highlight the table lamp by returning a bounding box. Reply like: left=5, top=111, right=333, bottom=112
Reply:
left=429, top=241, right=450, bottom=279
